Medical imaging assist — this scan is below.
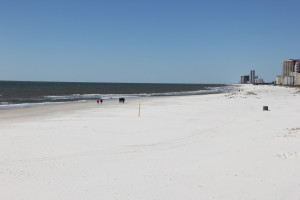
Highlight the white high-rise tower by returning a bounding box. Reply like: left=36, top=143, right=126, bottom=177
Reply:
left=250, top=70, right=255, bottom=83
left=294, top=62, right=300, bottom=73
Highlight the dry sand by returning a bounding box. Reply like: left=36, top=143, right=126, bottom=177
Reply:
left=0, top=84, right=300, bottom=200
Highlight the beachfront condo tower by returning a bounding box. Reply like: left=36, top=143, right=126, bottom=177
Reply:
left=295, top=61, right=300, bottom=73
left=282, top=59, right=300, bottom=76
left=250, top=70, right=255, bottom=84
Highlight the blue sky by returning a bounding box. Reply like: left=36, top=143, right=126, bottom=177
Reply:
left=0, top=0, right=299, bottom=83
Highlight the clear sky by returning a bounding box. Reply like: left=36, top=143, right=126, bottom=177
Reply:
left=1, top=0, right=299, bottom=84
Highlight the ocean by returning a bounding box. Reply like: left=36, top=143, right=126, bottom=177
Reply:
left=0, top=81, right=232, bottom=109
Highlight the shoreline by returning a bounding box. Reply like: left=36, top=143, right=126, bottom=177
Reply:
left=0, top=94, right=185, bottom=126
left=0, top=97, right=146, bottom=125
left=0, top=87, right=235, bottom=125
left=0, top=83, right=234, bottom=110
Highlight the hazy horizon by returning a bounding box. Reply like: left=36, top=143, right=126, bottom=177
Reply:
left=0, top=79, right=229, bottom=85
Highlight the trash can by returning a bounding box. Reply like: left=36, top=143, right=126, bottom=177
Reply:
left=263, top=106, right=268, bottom=111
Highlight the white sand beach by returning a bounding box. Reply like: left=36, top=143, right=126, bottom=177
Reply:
left=0, top=84, right=300, bottom=200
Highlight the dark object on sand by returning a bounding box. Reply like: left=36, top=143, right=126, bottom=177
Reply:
left=119, top=97, right=125, bottom=103
left=263, top=106, right=268, bottom=111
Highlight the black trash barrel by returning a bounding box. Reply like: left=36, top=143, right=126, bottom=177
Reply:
left=263, top=106, right=268, bottom=111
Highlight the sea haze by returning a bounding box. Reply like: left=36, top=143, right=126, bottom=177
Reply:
left=0, top=81, right=232, bottom=109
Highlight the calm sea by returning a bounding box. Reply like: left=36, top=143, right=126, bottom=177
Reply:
left=0, top=81, right=232, bottom=109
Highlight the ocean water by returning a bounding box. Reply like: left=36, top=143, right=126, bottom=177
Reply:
left=0, top=81, right=232, bottom=109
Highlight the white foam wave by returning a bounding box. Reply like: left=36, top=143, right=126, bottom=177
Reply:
left=42, top=86, right=231, bottom=101
left=43, top=93, right=150, bottom=100
left=0, top=100, right=86, bottom=110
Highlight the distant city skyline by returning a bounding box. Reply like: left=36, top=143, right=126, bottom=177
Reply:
left=1, top=0, right=300, bottom=84
left=240, top=69, right=264, bottom=84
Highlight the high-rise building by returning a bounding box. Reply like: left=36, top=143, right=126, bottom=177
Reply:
left=294, top=62, right=300, bottom=73
left=249, top=70, right=255, bottom=83
left=240, top=75, right=249, bottom=84
left=282, top=59, right=300, bottom=76
left=275, top=76, right=283, bottom=85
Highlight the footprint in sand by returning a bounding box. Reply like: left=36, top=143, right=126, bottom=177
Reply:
left=277, top=152, right=300, bottom=159
left=277, top=128, right=300, bottom=138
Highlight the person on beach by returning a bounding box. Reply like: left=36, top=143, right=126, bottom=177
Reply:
left=119, top=97, right=125, bottom=103
left=100, top=99, right=103, bottom=104
left=96, top=99, right=100, bottom=104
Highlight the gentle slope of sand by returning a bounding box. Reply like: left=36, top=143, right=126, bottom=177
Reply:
left=0, top=84, right=300, bottom=200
